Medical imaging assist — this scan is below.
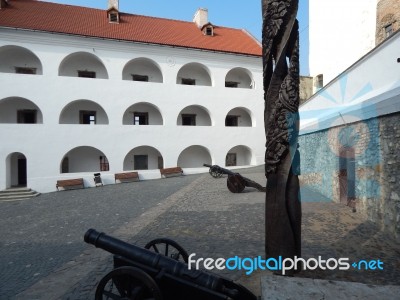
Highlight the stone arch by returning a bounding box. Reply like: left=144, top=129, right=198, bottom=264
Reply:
left=5, top=152, right=27, bottom=188
left=59, top=100, right=109, bottom=124
left=122, top=102, right=163, bottom=125
left=0, top=45, right=43, bottom=75
left=225, top=67, right=254, bottom=89
left=58, top=51, right=109, bottom=79
left=176, top=62, right=212, bottom=86
left=177, top=105, right=212, bottom=126
left=225, top=107, right=253, bottom=127
left=0, top=97, right=43, bottom=124
left=60, top=146, right=109, bottom=173
left=122, top=57, right=163, bottom=83
left=123, top=146, right=164, bottom=171
left=177, top=145, right=212, bottom=168
left=225, top=145, right=253, bottom=167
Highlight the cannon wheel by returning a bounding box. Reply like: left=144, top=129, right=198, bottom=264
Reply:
left=95, top=266, right=163, bottom=300
left=145, top=238, right=189, bottom=264
left=209, top=166, right=223, bottom=178
left=227, top=174, right=246, bottom=193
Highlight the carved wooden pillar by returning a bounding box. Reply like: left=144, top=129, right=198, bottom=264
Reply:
left=262, top=0, right=301, bottom=275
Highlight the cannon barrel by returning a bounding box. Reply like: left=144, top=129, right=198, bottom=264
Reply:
left=84, top=229, right=225, bottom=292
left=203, top=164, right=235, bottom=176
left=204, top=164, right=266, bottom=193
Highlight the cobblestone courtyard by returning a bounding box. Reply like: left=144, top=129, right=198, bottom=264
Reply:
left=1, top=166, right=399, bottom=299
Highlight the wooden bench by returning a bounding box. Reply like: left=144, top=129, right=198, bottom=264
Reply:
left=56, top=178, right=84, bottom=191
left=160, top=167, right=183, bottom=178
left=114, top=172, right=139, bottom=183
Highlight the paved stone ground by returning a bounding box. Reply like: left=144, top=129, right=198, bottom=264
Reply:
left=261, top=276, right=400, bottom=300
left=0, top=175, right=201, bottom=299
left=2, top=166, right=399, bottom=299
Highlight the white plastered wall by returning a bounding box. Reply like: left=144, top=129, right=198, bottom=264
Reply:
left=0, top=29, right=265, bottom=192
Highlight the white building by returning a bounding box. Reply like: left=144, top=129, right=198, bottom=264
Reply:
left=308, top=0, right=377, bottom=90
left=0, top=0, right=264, bottom=193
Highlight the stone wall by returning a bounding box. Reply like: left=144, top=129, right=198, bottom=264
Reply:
left=299, top=112, right=400, bottom=240
left=376, top=0, right=400, bottom=44
left=378, top=113, right=400, bottom=240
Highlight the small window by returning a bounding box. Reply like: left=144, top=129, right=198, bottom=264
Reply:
left=181, top=78, right=196, bottom=85
left=206, top=27, right=213, bottom=36
left=226, top=153, right=237, bottom=167
left=17, top=109, right=37, bottom=124
left=225, top=81, right=239, bottom=88
left=225, top=115, right=239, bottom=127
left=385, top=24, right=394, bottom=37
left=80, top=110, right=96, bottom=124
left=132, top=74, right=149, bottom=82
left=134, top=155, right=148, bottom=170
left=15, top=67, right=37, bottom=75
left=133, top=112, right=149, bottom=125
left=78, top=71, right=96, bottom=78
left=182, top=114, right=196, bottom=126
left=100, top=156, right=109, bottom=171
left=109, top=12, right=119, bottom=23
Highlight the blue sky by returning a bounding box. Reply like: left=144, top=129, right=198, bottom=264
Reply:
left=43, top=0, right=310, bottom=75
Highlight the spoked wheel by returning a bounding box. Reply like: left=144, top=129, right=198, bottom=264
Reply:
left=144, top=238, right=189, bottom=263
left=95, top=266, right=163, bottom=300
left=227, top=174, right=246, bottom=193
left=209, top=165, right=223, bottom=178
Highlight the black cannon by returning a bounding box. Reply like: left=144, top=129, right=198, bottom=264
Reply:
left=84, top=229, right=257, bottom=300
left=204, top=164, right=266, bottom=193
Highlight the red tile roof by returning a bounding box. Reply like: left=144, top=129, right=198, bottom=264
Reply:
left=0, top=0, right=262, bottom=56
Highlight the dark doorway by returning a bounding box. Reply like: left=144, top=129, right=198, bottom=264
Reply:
left=225, top=115, right=239, bottom=127
left=100, top=156, right=110, bottom=171
left=134, top=155, right=148, bottom=170
left=182, top=114, right=196, bottom=126
left=18, top=158, right=27, bottom=186
left=17, top=110, right=37, bottom=124
left=133, top=112, right=149, bottom=125
left=80, top=110, right=96, bottom=124
left=61, top=157, right=69, bottom=173
left=339, top=148, right=355, bottom=207
left=226, top=153, right=237, bottom=166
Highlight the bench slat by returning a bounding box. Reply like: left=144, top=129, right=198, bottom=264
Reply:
left=56, top=178, right=84, bottom=191
left=115, top=172, right=139, bottom=183
left=160, top=167, right=183, bottom=178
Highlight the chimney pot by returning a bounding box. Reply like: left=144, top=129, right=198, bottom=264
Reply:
left=108, top=0, right=119, bottom=10
left=193, top=8, right=208, bottom=28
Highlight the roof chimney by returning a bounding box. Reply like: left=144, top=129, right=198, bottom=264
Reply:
left=193, top=8, right=208, bottom=28
left=107, top=0, right=119, bottom=23
left=0, top=0, right=9, bottom=9
left=108, top=0, right=119, bottom=10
